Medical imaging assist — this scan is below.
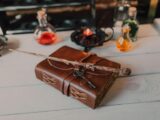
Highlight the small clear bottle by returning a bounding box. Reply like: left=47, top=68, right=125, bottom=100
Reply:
left=34, top=8, right=57, bottom=45
left=114, top=0, right=130, bottom=27
left=116, top=25, right=133, bottom=52
left=113, top=0, right=130, bottom=39
left=123, top=7, right=139, bottom=42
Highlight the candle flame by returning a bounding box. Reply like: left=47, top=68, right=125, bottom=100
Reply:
left=83, top=28, right=93, bottom=36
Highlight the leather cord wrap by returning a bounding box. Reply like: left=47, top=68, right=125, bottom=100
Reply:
left=62, top=55, right=103, bottom=96
left=47, top=53, right=104, bottom=96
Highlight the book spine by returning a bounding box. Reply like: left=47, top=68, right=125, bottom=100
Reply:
left=35, top=66, right=58, bottom=89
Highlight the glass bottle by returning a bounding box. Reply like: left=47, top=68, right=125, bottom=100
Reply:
left=34, top=8, right=57, bottom=45
left=114, top=0, right=130, bottom=27
left=123, top=7, right=139, bottom=42
left=113, top=0, right=130, bottom=40
left=116, top=25, right=132, bottom=52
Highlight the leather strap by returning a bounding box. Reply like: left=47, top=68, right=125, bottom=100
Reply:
left=63, top=55, right=104, bottom=96
left=62, top=53, right=94, bottom=95
left=46, top=52, right=105, bottom=96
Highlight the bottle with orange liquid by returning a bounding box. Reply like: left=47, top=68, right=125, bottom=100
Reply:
left=34, top=8, right=57, bottom=45
left=116, top=25, right=132, bottom=52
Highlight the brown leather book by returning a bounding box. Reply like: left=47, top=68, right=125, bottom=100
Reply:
left=35, top=46, right=120, bottom=109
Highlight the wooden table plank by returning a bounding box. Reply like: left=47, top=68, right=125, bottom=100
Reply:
left=136, top=24, right=159, bottom=38
left=114, top=24, right=159, bottom=39
left=0, top=24, right=159, bottom=119
left=93, top=36, right=160, bottom=57
left=0, top=98, right=160, bottom=120
left=154, top=18, right=160, bottom=32
left=1, top=42, right=160, bottom=87
left=109, top=53, right=160, bottom=76
left=0, top=72, right=160, bottom=116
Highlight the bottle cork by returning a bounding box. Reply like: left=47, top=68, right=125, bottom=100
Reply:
left=128, top=7, right=137, bottom=17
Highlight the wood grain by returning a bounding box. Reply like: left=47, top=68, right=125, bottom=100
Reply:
left=0, top=24, right=159, bottom=119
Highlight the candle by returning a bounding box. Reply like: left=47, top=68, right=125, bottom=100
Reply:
left=83, top=28, right=94, bottom=36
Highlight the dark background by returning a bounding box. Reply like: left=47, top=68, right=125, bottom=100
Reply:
left=0, top=0, right=159, bottom=34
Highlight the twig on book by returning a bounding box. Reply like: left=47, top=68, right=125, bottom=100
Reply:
left=9, top=49, right=131, bottom=76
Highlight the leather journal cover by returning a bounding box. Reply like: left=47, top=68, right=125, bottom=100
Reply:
left=35, top=46, right=120, bottom=108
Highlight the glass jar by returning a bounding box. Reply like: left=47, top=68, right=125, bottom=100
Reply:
left=116, top=25, right=133, bottom=52
left=34, top=8, right=57, bottom=45
left=123, top=7, right=139, bottom=42
left=114, top=0, right=130, bottom=27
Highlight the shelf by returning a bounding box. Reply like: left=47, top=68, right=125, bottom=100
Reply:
left=0, top=1, right=91, bottom=11
left=6, top=27, right=75, bottom=35
left=0, top=0, right=96, bottom=34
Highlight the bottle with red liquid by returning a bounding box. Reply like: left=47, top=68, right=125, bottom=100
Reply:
left=34, top=8, right=57, bottom=45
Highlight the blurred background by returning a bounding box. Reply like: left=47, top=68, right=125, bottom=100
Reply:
left=0, top=0, right=159, bottom=34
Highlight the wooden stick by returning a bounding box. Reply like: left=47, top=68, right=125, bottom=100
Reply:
left=9, top=49, right=131, bottom=76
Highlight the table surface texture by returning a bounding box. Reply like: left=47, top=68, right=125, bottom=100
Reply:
left=0, top=24, right=160, bottom=120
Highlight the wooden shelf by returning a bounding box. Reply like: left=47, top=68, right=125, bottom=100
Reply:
left=0, top=1, right=91, bottom=11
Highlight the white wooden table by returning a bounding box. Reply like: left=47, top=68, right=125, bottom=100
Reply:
left=0, top=24, right=160, bottom=120
left=154, top=18, right=160, bottom=32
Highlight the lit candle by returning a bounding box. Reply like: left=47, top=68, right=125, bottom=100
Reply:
left=83, top=28, right=94, bottom=36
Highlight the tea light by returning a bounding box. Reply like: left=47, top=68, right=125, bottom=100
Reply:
left=83, top=28, right=94, bottom=36
left=71, top=27, right=108, bottom=52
